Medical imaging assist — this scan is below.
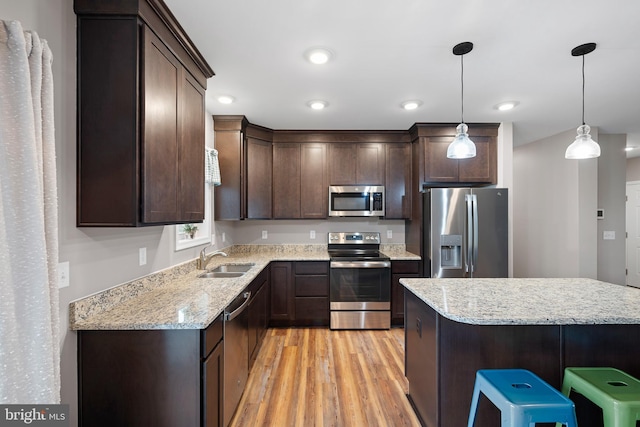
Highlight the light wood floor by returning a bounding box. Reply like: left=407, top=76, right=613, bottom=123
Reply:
left=229, top=327, right=421, bottom=427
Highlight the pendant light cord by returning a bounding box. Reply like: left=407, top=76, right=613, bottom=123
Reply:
left=460, top=54, right=465, bottom=124
left=581, top=54, right=585, bottom=126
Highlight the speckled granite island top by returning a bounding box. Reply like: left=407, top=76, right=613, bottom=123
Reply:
left=400, top=277, right=640, bottom=325
left=69, top=244, right=419, bottom=330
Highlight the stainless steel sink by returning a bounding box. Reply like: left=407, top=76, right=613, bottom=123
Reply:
left=198, top=264, right=254, bottom=279
left=209, top=264, right=254, bottom=273
left=198, top=271, right=245, bottom=278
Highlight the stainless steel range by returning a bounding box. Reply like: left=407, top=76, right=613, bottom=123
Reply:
left=328, top=232, right=391, bottom=330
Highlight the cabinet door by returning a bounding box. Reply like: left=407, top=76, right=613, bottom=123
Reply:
left=458, top=136, right=495, bottom=182
left=300, top=143, right=328, bottom=218
left=213, top=117, right=245, bottom=220
left=179, top=73, right=205, bottom=221
left=269, top=262, right=294, bottom=325
left=391, top=260, right=420, bottom=326
left=246, top=137, right=272, bottom=218
left=142, top=26, right=181, bottom=223
left=357, top=143, right=385, bottom=185
left=328, top=143, right=357, bottom=185
left=248, top=278, right=269, bottom=369
left=422, top=137, right=459, bottom=183
left=385, top=143, right=411, bottom=219
left=273, top=143, right=301, bottom=218
left=203, top=340, right=223, bottom=427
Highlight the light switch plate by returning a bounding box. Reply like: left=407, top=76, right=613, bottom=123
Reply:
left=603, top=231, right=615, bottom=240
left=261, top=230, right=268, bottom=239
left=139, top=247, right=147, bottom=266
left=310, top=230, right=316, bottom=239
left=58, top=261, right=70, bottom=288
left=386, top=230, right=393, bottom=239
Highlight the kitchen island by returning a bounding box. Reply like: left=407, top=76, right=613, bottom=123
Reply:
left=400, top=278, right=640, bottom=427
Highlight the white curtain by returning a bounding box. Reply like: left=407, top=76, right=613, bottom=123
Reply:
left=0, top=20, right=60, bottom=403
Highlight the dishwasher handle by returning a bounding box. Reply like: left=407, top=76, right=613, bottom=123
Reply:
left=224, top=291, right=251, bottom=321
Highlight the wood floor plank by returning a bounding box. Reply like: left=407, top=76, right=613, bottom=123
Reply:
left=229, top=327, right=421, bottom=427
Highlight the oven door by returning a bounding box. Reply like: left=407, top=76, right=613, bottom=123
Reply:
left=329, top=260, right=391, bottom=329
left=330, top=260, right=391, bottom=309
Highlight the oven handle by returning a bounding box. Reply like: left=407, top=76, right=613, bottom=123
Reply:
left=330, top=260, right=391, bottom=269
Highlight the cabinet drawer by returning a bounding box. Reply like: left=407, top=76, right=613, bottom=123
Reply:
left=391, top=260, right=420, bottom=274
left=295, top=275, right=329, bottom=296
left=295, top=297, right=329, bottom=324
left=295, top=261, right=328, bottom=275
left=202, top=313, right=223, bottom=358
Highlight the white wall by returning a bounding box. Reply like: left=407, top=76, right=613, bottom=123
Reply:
left=497, top=122, right=514, bottom=276
left=513, top=128, right=599, bottom=278
left=597, top=134, right=626, bottom=285
left=217, top=218, right=405, bottom=246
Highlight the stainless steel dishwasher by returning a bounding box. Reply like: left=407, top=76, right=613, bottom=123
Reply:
left=223, top=291, right=251, bottom=427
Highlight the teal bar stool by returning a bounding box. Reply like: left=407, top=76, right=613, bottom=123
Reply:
left=467, top=369, right=578, bottom=427
left=561, top=367, right=640, bottom=426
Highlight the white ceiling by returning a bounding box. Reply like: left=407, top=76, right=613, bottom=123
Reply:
left=165, top=0, right=640, bottom=155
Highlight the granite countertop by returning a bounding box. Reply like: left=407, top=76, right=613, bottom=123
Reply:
left=400, top=277, right=640, bottom=325
left=70, top=244, right=420, bottom=331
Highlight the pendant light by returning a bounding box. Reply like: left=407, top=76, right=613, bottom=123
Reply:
left=447, top=42, right=476, bottom=159
left=565, top=43, right=600, bottom=159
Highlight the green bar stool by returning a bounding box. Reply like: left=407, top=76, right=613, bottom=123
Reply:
left=561, top=367, right=640, bottom=426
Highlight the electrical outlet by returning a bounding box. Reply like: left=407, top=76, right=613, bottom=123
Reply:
left=310, top=230, right=316, bottom=239
left=222, top=232, right=226, bottom=242
left=58, top=261, right=70, bottom=289
left=139, top=247, right=147, bottom=266
left=262, top=230, right=268, bottom=240
left=386, top=230, right=393, bottom=239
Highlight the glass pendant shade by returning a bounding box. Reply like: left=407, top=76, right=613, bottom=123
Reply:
left=447, top=123, right=476, bottom=159
left=565, top=124, right=600, bottom=159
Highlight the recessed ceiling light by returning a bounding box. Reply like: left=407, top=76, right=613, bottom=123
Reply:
left=494, top=101, right=518, bottom=111
left=307, top=100, right=328, bottom=110
left=217, top=95, right=235, bottom=104
left=305, top=48, right=333, bottom=65
left=401, top=100, right=423, bottom=110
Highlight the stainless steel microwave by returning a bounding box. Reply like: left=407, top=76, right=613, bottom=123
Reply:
left=328, top=186, right=385, bottom=217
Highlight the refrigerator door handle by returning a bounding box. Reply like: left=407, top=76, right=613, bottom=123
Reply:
left=472, top=194, right=479, bottom=273
left=465, top=194, right=474, bottom=274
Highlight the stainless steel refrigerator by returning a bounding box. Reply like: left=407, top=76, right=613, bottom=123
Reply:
left=423, top=188, right=508, bottom=278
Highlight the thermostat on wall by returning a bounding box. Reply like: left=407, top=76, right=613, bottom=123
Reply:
left=597, top=208, right=604, bottom=220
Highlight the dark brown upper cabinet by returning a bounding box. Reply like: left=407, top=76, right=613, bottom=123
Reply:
left=75, top=0, right=213, bottom=226
left=213, top=116, right=273, bottom=220
left=385, top=142, right=412, bottom=219
left=409, top=123, right=498, bottom=186
left=328, top=142, right=386, bottom=186
left=272, top=133, right=328, bottom=219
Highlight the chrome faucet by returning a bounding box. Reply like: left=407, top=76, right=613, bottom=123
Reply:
left=197, top=246, right=228, bottom=270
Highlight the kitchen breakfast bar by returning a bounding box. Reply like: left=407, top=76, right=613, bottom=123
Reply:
left=400, top=278, right=640, bottom=427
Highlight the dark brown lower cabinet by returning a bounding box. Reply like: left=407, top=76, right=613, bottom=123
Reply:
left=269, top=261, right=294, bottom=326
left=78, top=314, right=223, bottom=427
left=404, top=289, right=640, bottom=427
left=294, top=261, right=329, bottom=326
left=203, top=327, right=223, bottom=427
left=248, top=267, right=270, bottom=369
left=269, top=261, right=329, bottom=327
left=391, top=260, right=420, bottom=326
